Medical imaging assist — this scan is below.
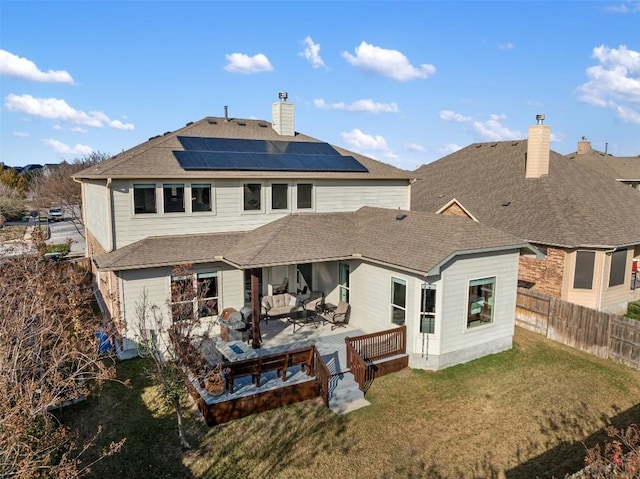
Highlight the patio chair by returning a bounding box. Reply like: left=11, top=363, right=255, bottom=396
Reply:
left=273, top=277, right=288, bottom=294
left=321, top=301, right=350, bottom=330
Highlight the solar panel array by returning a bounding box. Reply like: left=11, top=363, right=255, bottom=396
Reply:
left=174, top=136, right=368, bottom=172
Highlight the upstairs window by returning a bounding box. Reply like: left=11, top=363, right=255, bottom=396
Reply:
left=243, top=183, right=262, bottom=211
left=573, top=251, right=595, bottom=289
left=191, top=184, right=212, bottom=212
left=609, top=249, right=627, bottom=287
left=297, top=183, right=313, bottom=209
left=163, top=184, right=185, bottom=213
left=133, top=184, right=156, bottom=214
left=271, top=183, right=289, bottom=210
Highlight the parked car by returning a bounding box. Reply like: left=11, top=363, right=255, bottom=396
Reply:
left=47, top=208, right=64, bottom=222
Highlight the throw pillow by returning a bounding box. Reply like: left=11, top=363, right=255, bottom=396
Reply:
left=288, top=295, right=297, bottom=307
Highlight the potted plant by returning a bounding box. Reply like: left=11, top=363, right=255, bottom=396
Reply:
left=205, top=363, right=229, bottom=397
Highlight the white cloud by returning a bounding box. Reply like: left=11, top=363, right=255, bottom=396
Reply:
left=3, top=94, right=135, bottom=130
left=313, top=98, right=399, bottom=113
left=438, top=143, right=462, bottom=155
left=71, top=127, right=88, bottom=133
left=340, top=128, right=397, bottom=159
left=0, top=49, right=74, bottom=83
left=576, top=44, right=640, bottom=124
left=606, top=1, right=640, bottom=13
left=43, top=138, right=93, bottom=155
left=498, top=43, right=515, bottom=50
left=300, top=36, right=325, bottom=69
left=52, top=125, right=62, bottom=130
left=473, top=115, right=523, bottom=141
left=405, top=143, right=427, bottom=153
left=342, top=41, right=435, bottom=81
left=13, top=131, right=29, bottom=137
left=439, top=110, right=471, bottom=122
left=224, top=52, right=273, bottom=74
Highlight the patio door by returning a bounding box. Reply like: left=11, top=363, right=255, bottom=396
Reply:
left=339, top=262, right=350, bottom=303
left=296, top=263, right=312, bottom=293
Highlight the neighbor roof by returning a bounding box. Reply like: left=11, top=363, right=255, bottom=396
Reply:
left=74, top=117, right=413, bottom=181
left=94, top=207, right=535, bottom=276
left=566, top=149, right=640, bottom=182
left=411, top=140, right=640, bottom=249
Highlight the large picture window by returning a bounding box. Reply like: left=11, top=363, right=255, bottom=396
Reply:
left=271, top=183, right=289, bottom=210
left=243, top=183, right=262, bottom=211
left=573, top=251, right=595, bottom=289
left=133, top=184, right=156, bottom=214
left=170, top=274, right=194, bottom=322
left=163, top=184, right=185, bottom=213
left=170, top=272, right=219, bottom=321
left=297, top=183, right=313, bottom=209
left=391, top=277, right=407, bottom=326
left=420, top=284, right=436, bottom=334
left=196, top=272, right=219, bottom=317
left=467, top=277, right=495, bottom=328
left=609, top=249, right=627, bottom=287
left=191, top=184, right=212, bottom=212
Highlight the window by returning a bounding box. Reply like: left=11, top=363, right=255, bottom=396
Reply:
left=297, top=183, right=313, bottom=209
left=170, top=272, right=219, bottom=321
left=133, top=184, right=156, bottom=214
left=420, top=284, right=436, bottom=334
left=467, top=277, right=495, bottom=328
left=271, top=183, right=289, bottom=210
left=243, top=183, right=262, bottom=211
left=196, top=272, right=219, bottom=317
left=609, top=249, right=627, bottom=287
left=170, top=274, right=194, bottom=321
left=391, top=277, right=407, bottom=326
left=339, top=262, right=350, bottom=303
left=191, top=184, right=212, bottom=212
left=573, top=251, right=595, bottom=289
left=163, top=184, right=185, bottom=213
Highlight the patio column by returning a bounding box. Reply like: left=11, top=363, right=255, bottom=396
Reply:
left=250, top=269, right=261, bottom=349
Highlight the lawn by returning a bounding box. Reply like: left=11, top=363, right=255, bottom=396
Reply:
left=61, top=327, right=640, bottom=479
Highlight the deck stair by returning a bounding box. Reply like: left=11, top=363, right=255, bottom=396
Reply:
left=327, top=371, right=370, bottom=414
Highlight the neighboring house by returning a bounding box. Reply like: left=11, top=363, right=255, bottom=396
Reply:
left=74, top=95, right=538, bottom=370
left=566, top=138, right=640, bottom=191
left=412, top=116, right=640, bottom=314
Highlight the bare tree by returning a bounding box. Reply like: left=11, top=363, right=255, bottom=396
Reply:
left=0, top=183, right=25, bottom=224
left=0, top=249, right=125, bottom=477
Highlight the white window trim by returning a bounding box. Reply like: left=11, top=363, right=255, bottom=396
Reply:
left=420, top=283, right=437, bottom=335
left=241, top=181, right=265, bottom=214
left=169, top=271, right=221, bottom=321
left=465, top=275, right=497, bottom=332
left=390, top=277, right=407, bottom=326
left=294, top=182, right=315, bottom=212
left=268, top=181, right=292, bottom=212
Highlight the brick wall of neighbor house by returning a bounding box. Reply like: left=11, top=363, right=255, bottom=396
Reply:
left=440, top=202, right=471, bottom=218
left=518, top=245, right=566, bottom=298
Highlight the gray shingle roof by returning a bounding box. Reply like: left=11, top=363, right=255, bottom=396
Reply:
left=74, top=117, right=413, bottom=181
left=94, top=207, right=533, bottom=275
left=412, top=140, right=640, bottom=248
left=567, top=150, right=640, bottom=181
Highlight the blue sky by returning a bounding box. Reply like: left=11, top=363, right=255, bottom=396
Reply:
left=1, top=1, right=639, bottom=170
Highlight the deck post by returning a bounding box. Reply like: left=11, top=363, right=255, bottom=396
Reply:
left=251, top=269, right=261, bottom=349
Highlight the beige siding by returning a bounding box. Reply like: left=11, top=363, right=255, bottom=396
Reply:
left=220, top=267, right=244, bottom=311
left=439, top=251, right=519, bottom=356
left=84, top=180, right=111, bottom=251
left=565, top=249, right=603, bottom=310
left=602, top=248, right=635, bottom=314
left=110, top=178, right=409, bottom=248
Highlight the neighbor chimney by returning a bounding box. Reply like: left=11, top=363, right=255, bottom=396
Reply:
left=272, top=92, right=294, bottom=136
left=577, top=136, right=591, bottom=155
left=526, top=114, right=551, bottom=179
left=224, top=105, right=229, bottom=122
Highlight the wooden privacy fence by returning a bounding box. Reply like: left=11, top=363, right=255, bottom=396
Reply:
left=516, top=288, right=640, bottom=368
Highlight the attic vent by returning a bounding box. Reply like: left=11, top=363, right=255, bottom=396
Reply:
left=491, top=143, right=498, bottom=147
left=258, top=122, right=268, bottom=128
left=237, top=121, right=247, bottom=126
left=186, top=121, right=194, bottom=126
left=207, top=119, right=218, bottom=124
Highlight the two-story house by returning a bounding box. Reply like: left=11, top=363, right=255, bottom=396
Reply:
left=75, top=96, right=538, bottom=370
left=412, top=116, right=640, bottom=314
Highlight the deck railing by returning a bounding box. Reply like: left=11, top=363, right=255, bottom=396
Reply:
left=313, top=347, right=330, bottom=406
left=345, top=325, right=406, bottom=390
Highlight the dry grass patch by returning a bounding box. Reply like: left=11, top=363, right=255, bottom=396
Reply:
left=65, top=328, right=640, bottom=479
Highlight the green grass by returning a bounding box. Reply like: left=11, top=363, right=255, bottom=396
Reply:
left=60, top=328, right=640, bottom=479
left=46, top=243, right=71, bottom=256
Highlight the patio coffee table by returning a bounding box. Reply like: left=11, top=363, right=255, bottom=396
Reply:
left=288, top=309, right=319, bottom=333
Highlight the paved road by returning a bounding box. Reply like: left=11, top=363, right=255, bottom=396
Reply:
left=47, top=220, right=86, bottom=256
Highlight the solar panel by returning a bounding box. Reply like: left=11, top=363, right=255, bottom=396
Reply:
left=174, top=136, right=368, bottom=172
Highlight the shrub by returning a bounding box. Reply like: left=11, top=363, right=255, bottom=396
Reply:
left=626, top=301, right=640, bottom=320
left=46, top=243, right=71, bottom=257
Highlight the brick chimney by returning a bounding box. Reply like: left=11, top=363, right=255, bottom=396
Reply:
left=272, top=92, right=294, bottom=136
left=577, top=136, right=591, bottom=155
left=526, top=114, right=551, bottom=179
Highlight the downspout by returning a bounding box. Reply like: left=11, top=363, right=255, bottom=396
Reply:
left=106, top=178, right=114, bottom=252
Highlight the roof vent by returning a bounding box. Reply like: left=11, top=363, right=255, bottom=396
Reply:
left=502, top=200, right=511, bottom=207
left=163, top=131, right=171, bottom=136
left=186, top=121, right=194, bottom=126
left=258, top=122, right=268, bottom=128
left=536, top=114, right=545, bottom=125
left=491, top=143, right=498, bottom=147
left=396, top=213, right=407, bottom=220
left=511, top=142, right=519, bottom=146
left=208, top=119, right=218, bottom=124
left=237, top=121, right=246, bottom=126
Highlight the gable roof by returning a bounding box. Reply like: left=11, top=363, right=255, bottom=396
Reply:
left=566, top=149, right=640, bottom=182
left=94, top=207, right=536, bottom=276
left=411, top=140, right=640, bottom=249
left=74, top=117, right=413, bottom=181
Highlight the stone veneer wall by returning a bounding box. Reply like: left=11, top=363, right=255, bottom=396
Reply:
left=86, top=230, right=121, bottom=324
left=518, top=244, right=566, bottom=298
